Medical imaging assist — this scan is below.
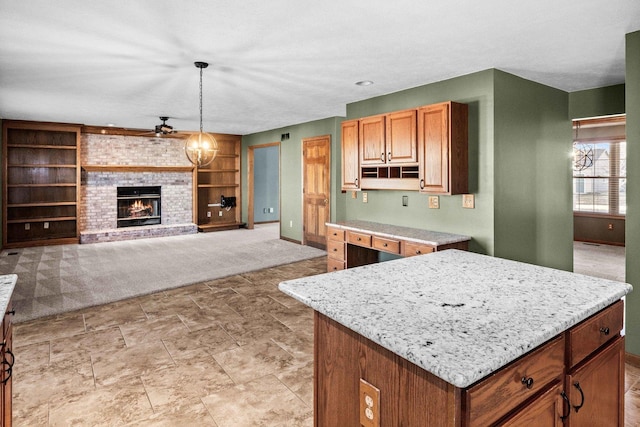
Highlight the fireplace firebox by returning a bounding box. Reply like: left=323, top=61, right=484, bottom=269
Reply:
left=117, top=186, right=161, bottom=228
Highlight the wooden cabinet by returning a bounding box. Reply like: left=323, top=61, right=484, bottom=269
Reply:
left=341, top=120, right=360, bottom=191
left=340, top=101, right=466, bottom=192
left=2, top=120, right=81, bottom=248
left=326, top=226, right=346, bottom=272
left=359, top=115, right=386, bottom=166
left=418, top=101, right=468, bottom=195
left=314, top=300, right=625, bottom=426
left=195, top=134, right=243, bottom=232
left=0, top=300, right=13, bottom=427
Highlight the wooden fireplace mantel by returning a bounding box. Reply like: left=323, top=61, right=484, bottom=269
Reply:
left=81, top=165, right=195, bottom=173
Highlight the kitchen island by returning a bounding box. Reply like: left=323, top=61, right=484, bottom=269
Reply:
left=279, top=250, right=632, bottom=426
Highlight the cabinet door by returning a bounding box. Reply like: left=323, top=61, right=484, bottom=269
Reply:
left=359, top=115, right=386, bottom=166
left=565, top=336, right=624, bottom=426
left=418, top=102, right=468, bottom=195
left=341, top=120, right=360, bottom=190
left=418, top=103, right=449, bottom=193
left=501, top=381, right=565, bottom=426
left=386, top=109, right=417, bottom=164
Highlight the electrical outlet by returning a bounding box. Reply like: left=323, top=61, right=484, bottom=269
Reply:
left=219, top=211, right=223, bottom=217
left=25, top=223, right=30, bottom=230
left=207, top=211, right=212, bottom=218
left=289, top=220, right=293, bottom=228
left=360, top=379, right=380, bottom=427
left=269, top=207, right=274, bottom=213
left=44, top=222, right=49, bottom=229
left=608, top=223, right=614, bottom=230
left=402, top=195, right=408, bottom=207
left=352, top=191, right=357, bottom=199
left=362, top=192, right=368, bottom=203
left=462, top=194, right=475, bottom=209
left=428, top=196, right=439, bottom=209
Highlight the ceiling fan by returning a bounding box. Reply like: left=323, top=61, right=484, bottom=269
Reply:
left=154, top=116, right=175, bottom=136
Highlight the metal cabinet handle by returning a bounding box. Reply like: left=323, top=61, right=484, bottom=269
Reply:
left=387, top=152, right=391, bottom=162
left=354, top=178, right=359, bottom=188
left=7, top=310, right=14, bottom=316
left=561, top=391, right=571, bottom=421
left=419, top=179, right=425, bottom=190
left=600, top=326, right=610, bottom=335
left=380, top=152, right=385, bottom=162
left=521, top=376, right=534, bottom=389
left=573, top=382, right=585, bottom=412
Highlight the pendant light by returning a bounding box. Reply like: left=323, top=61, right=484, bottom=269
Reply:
left=185, top=61, right=218, bottom=167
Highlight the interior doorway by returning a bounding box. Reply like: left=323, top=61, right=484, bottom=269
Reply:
left=302, top=135, right=331, bottom=249
left=247, top=142, right=280, bottom=230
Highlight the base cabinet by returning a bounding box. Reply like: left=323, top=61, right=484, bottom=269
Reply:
left=0, top=300, right=13, bottom=427
left=314, top=301, right=624, bottom=426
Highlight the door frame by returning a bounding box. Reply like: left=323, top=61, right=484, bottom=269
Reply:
left=302, top=134, right=331, bottom=247
left=247, top=142, right=281, bottom=230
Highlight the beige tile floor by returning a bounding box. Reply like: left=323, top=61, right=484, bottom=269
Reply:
left=11, top=251, right=640, bottom=426
left=13, top=257, right=326, bottom=426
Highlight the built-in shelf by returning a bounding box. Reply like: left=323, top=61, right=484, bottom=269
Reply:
left=81, top=165, right=194, bottom=173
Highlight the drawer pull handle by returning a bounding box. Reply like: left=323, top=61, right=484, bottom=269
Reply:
left=600, top=326, right=610, bottom=335
left=415, top=250, right=421, bottom=254
left=357, top=237, right=362, bottom=241
left=560, top=391, right=571, bottom=421
left=7, top=310, right=14, bottom=316
left=333, top=248, right=337, bottom=252
left=521, top=376, right=534, bottom=389
left=572, top=382, right=585, bottom=412
left=383, top=243, right=388, bottom=247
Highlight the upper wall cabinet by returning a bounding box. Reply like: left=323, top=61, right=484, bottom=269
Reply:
left=341, top=101, right=467, bottom=193
left=418, top=102, right=468, bottom=195
left=341, top=120, right=360, bottom=190
left=359, top=115, right=386, bottom=166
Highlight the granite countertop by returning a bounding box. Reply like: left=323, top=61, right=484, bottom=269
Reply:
left=0, top=275, right=17, bottom=317
left=278, top=250, right=632, bottom=389
left=327, top=220, right=471, bottom=246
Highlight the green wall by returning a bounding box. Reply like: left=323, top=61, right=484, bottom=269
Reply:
left=493, top=71, right=573, bottom=269
left=569, top=84, right=625, bottom=119
left=241, top=117, right=342, bottom=242
left=625, top=30, right=640, bottom=355
left=344, top=70, right=495, bottom=255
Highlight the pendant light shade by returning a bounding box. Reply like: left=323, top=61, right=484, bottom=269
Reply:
left=185, top=61, right=218, bottom=167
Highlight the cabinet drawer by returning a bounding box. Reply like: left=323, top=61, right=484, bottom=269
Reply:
left=327, top=257, right=346, bottom=272
left=327, top=240, right=345, bottom=260
left=347, top=231, right=372, bottom=248
left=327, top=226, right=345, bottom=242
left=465, top=335, right=565, bottom=427
left=372, top=236, right=401, bottom=254
left=567, top=299, right=624, bottom=368
left=402, top=241, right=434, bottom=256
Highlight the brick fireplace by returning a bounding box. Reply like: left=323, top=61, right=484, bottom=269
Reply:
left=79, top=134, right=197, bottom=243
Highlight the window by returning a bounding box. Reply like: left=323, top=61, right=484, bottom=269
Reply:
left=573, top=117, right=626, bottom=216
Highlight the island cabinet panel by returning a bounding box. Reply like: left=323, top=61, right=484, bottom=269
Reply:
left=500, top=381, right=564, bottom=426
left=564, top=336, right=624, bottom=427
left=464, top=335, right=565, bottom=427
left=315, top=312, right=459, bottom=427
left=341, top=120, right=360, bottom=191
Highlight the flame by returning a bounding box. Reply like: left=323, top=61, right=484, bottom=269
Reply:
left=128, top=200, right=154, bottom=218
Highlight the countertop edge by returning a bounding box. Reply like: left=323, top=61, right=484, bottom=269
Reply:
left=326, top=220, right=471, bottom=246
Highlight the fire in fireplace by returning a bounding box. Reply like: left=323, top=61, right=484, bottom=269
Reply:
left=117, top=186, right=161, bottom=228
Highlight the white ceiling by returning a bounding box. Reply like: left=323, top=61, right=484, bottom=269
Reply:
left=1, top=0, right=639, bottom=135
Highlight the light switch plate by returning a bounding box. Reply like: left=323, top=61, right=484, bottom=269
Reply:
left=362, top=192, right=368, bottom=203
left=360, top=379, right=380, bottom=427
left=462, top=194, right=475, bottom=209
left=428, top=196, right=439, bottom=209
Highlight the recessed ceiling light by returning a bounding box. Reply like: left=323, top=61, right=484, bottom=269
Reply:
left=355, top=80, right=374, bottom=86
left=106, top=123, right=115, bottom=127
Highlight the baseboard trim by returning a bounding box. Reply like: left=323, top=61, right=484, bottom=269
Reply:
left=280, top=235, right=302, bottom=245
left=626, top=352, right=640, bottom=367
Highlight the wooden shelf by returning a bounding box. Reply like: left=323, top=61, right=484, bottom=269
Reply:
left=197, top=184, right=240, bottom=188
left=82, top=165, right=194, bottom=173
left=9, top=164, right=77, bottom=168
left=7, top=216, right=76, bottom=224
left=198, top=169, right=240, bottom=173
left=8, top=201, right=77, bottom=208
left=8, top=144, right=76, bottom=150
left=8, top=183, right=76, bottom=188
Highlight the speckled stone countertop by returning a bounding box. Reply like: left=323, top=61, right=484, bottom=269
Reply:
left=279, top=250, right=632, bottom=388
left=0, top=275, right=17, bottom=317
left=327, top=220, right=470, bottom=245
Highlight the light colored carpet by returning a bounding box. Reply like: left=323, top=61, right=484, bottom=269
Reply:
left=0, top=224, right=326, bottom=323
left=573, top=241, right=625, bottom=282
